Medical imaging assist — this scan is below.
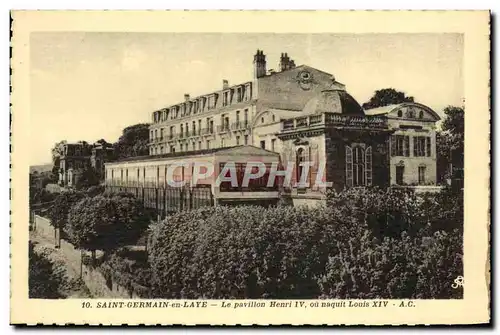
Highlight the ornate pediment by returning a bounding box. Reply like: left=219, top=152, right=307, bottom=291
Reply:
left=293, top=137, right=309, bottom=146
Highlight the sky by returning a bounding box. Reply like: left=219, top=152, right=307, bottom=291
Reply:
left=30, top=33, right=463, bottom=165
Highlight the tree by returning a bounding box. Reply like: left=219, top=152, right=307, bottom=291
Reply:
left=75, top=167, right=100, bottom=190
left=51, top=140, right=67, bottom=177
left=29, top=242, right=64, bottom=298
left=436, top=106, right=464, bottom=184
left=114, top=123, right=150, bottom=159
left=66, top=194, right=151, bottom=260
left=49, top=190, right=86, bottom=245
left=362, top=88, right=415, bottom=110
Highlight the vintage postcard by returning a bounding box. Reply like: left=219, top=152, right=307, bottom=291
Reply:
left=10, top=10, right=490, bottom=325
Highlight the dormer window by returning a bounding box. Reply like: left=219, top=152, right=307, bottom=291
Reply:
left=237, top=87, right=242, bottom=102
left=244, top=83, right=252, bottom=101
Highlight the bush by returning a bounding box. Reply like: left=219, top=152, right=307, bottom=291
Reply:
left=85, top=185, right=105, bottom=197
left=66, top=193, right=152, bottom=256
left=148, top=187, right=463, bottom=299
left=99, top=250, right=152, bottom=297
left=29, top=242, right=65, bottom=298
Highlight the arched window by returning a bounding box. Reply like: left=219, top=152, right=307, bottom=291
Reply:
left=419, top=110, right=424, bottom=119
left=397, top=110, right=402, bottom=117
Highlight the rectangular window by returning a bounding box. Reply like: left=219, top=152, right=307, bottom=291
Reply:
left=396, top=165, right=404, bottom=185
left=160, top=128, right=164, bottom=140
left=418, top=166, right=426, bottom=185
left=221, top=138, right=225, bottom=147
left=346, top=145, right=372, bottom=187
left=198, top=141, right=202, bottom=150
left=414, top=136, right=427, bottom=157
left=244, top=135, right=249, bottom=145
left=260, top=140, right=265, bottom=149
left=237, top=87, right=242, bottom=102
left=346, top=146, right=353, bottom=187
left=180, top=143, right=183, bottom=152
left=391, top=135, right=410, bottom=157
left=192, top=142, right=196, bottom=151
left=426, top=137, right=431, bottom=157
left=207, top=140, right=211, bottom=149
left=236, top=136, right=240, bottom=146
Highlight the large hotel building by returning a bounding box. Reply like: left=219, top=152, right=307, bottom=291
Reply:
left=105, top=50, right=440, bottom=207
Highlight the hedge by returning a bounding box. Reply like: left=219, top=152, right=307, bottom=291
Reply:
left=148, top=187, right=463, bottom=299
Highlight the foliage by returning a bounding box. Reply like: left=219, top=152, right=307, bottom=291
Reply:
left=66, top=194, right=151, bottom=255
left=362, top=88, right=414, bottom=110
left=99, top=250, right=152, bottom=297
left=51, top=140, right=67, bottom=176
left=85, top=185, right=106, bottom=197
left=75, top=168, right=100, bottom=190
left=113, top=123, right=150, bottom=159
left=29, top=242, right=65, bottom=298
left=436, top=106, right=464, bottom=183
left=29, top=187, right=57, bottom=207
left=49, top=190, right=86, bottom=234
left=148, top=187, right=463, bottom=299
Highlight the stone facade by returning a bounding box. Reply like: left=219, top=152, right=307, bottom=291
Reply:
left=111, top=50, right=439, bottom=207
left=58, top=142, right=93, bottom=187
left=365, top=103, right=441, bottom=186
left=58, top=141, right=115, bottom=188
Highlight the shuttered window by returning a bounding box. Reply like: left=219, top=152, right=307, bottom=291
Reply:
left=426, top=137, right=431, bottom=157
left=391, top=135, right=410, bottom=157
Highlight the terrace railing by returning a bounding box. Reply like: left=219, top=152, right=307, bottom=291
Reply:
left=280, top=113, right=387, bottom=132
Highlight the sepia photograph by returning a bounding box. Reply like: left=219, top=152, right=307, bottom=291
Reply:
left=10, top=10, right=490, bottom=325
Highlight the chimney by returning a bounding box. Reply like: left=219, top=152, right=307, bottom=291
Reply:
left=184, top=94, right=190, bottom=102
left=289, top=59, right=296, bottom=69
left=222, top=79, right=229, bottom=89
left=253, top=49, right=267, bottom=78
left=279, top=52, right=291, bottom=71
